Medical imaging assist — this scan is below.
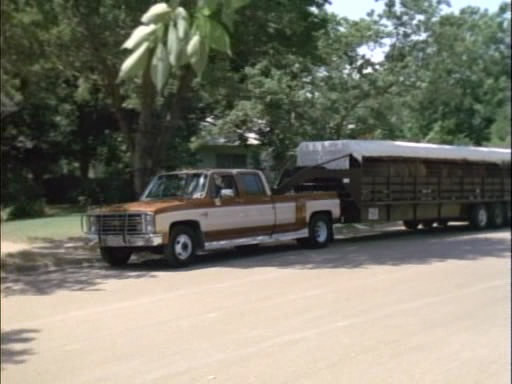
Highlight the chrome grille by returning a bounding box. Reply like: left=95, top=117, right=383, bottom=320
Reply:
left=97, top=214, right=144, bottom=235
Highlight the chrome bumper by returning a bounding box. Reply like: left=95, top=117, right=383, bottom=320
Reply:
left=88, top=234, right=163, bottom=247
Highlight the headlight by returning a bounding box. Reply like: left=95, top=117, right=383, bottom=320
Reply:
left=143, top=213, right=155, bottom=233
left=88, top=215, right=98, bottom=234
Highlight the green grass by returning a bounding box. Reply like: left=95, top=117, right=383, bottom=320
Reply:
left=1, top=214, right=84, bottom=243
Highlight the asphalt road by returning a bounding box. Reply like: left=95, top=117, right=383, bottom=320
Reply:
left=1, top=227, right=510, bottom=384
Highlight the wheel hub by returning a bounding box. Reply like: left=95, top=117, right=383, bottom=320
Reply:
left=174, top=234, right=192, bottom=260
left=478, top=209, right=488, bottom=227
left=314, top=221, right=328, bottom=243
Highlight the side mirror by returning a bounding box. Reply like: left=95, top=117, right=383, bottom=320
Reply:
left=220, top=188, right=235, bottom=198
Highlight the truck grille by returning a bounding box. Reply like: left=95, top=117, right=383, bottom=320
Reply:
left=97, top=214, right=144, bottom=235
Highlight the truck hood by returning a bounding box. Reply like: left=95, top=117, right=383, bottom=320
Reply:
left=91, top=199, right=188, bottom=215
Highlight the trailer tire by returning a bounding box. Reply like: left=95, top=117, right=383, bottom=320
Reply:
left=298, top=213, right=332, bottom=249
left=403, top=220, right=419, bottom=230
left=421, top=220, right=434, bottom=229
left=437, top=220, right=449, bottom=228
left=165, top=225, right=197, bottom=267
left=489, top=203, right=505, bottom=228
left=470, top=204, right=489, bottom=230
left=100, top=247, right=132, bottom=267
left=504, top=203, right=511, bottom=226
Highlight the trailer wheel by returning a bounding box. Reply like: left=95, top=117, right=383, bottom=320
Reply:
left=100, top=247, right=132, bottom=267
left=298, top=213, right=332, bottom=249
left=421, top=220, right=434, bottom=229
left=403, top=220, right=419, bottom=230
left=437, top=220, right=449, bottom=228
left=504, top=203, right=511, bottom=226
left=489, top=203, right=504, bottom=228
left=470, top=204, right=489, bottom=230
left=165, top=225, right=197, bottom=267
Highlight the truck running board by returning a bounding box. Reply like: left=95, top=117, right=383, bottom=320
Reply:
left=204, top=229, right=308, bottom=251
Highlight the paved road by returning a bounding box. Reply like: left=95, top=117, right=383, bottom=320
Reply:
left=1, top=227, right=510, bottom=383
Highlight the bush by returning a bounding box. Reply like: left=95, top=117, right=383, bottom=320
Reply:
left=42, top=175, right=83, bottom=204
left=42, top=175, right=135, bottom=206
left=8, top=199, right=46, bottom=220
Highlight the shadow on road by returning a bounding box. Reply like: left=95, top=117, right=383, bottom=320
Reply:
left=1, top=238, right=155, bottom=296
left=1, top=226, right=510, bottom=296
left=1, top=328, right=39, bottom=368
left=184, top=226, right=511, bottom=271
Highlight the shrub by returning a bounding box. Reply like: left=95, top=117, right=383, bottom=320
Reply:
left=8, top=199, right=46, bottom=220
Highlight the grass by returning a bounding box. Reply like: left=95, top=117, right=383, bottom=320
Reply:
left=1, top=214, right=84, bottom=244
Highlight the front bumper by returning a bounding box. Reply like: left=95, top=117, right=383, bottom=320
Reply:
left=88, top=234, right=163, bottom=247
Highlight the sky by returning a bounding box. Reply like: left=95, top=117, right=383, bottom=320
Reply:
left=328, top=0, right=506, bottom=19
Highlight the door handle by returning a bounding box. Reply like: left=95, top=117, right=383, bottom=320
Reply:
left=200, top=211, right=208, bottom=218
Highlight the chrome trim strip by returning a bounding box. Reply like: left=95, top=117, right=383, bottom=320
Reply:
left=89, top=234, right=163, bottom=247
left=86, top=211, right=152, bottom=216
left=204, top=228, right=308, bottom=251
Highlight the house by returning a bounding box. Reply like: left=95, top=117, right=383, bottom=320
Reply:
left=190, top=127, right=263, bottom=169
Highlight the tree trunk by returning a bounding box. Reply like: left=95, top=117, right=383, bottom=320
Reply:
left=133, top=131, right=156, bottom=196
left=152, top=67, right=196, bottom=171
left=79, top=153, right=90, bottom=180
left=133, top=60, right=157, bottom=196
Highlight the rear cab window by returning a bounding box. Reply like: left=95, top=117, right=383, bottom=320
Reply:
left=238, top=173, right=267, bottom=196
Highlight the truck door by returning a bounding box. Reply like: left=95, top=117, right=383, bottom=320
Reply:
left=235, top=172, right=275, bottom=237
left=202, top=172, right=245, bottom=242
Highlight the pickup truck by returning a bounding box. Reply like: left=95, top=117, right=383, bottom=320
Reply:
left=84, top=169, right=340, bottom=267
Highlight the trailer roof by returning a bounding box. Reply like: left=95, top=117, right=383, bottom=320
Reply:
left=297, top=140, right=511, bottom=169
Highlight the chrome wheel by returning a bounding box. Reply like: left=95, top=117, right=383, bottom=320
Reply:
left=314, top=221, right=328, bottom=243
left=174, top=234, right=193, bottom=260
left=470, top=204, right=489, bottom=230
left=477, top=208, right=488, bottom=228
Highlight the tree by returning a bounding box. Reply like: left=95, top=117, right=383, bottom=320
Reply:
left=378, top=1, right=510, bottom=145
left=117, top=0, right=249, bottom=193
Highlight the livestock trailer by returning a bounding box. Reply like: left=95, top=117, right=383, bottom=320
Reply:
left=275, top=140, right=511, bottom=229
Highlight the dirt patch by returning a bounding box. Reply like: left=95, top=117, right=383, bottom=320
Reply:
left=1, top=238, right=98, bottom=273
left=1, top=242, right=33, bottom=256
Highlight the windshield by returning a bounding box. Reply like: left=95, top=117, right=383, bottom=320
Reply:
left=141, top=173, right=208, bottom=200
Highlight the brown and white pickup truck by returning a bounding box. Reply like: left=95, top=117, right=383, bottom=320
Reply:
left=84, top=169, right=340, bottom=267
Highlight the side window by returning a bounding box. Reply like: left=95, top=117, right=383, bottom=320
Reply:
left=239, top=174, right=266, bottom=196
left=212, top=174, right=239, bottom=198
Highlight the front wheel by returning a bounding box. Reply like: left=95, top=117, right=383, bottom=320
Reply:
left=298, top=213, right=332, bottom=249
left=165, top=225, right=197, bottom=267
left=100, top=247, right=132, bottom=267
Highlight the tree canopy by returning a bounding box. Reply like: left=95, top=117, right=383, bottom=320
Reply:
left=1, top=0, right=510, bottom=212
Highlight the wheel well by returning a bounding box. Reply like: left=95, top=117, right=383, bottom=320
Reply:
left=169, top=220, right=204, bottom=248
left=309, top=211, right=333, bottom=223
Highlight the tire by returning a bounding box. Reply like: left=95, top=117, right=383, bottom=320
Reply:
left=100, top=247, right=132, bottom=267
left=469, top=204, right=489, bottom=230
left=437, top=220, right=449, bottom=228
left=505, top=203, right=511, bottom=226
left=165, top=225, right=197, bottom=267
left=403, top=220, right=419, bottom=230
left=421, top=220, right=434, bottom=229
left=489, top=203, right=505, bottom=228
left=298, top=213, right=332, bottom=249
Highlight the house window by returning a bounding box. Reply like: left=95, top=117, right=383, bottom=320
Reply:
left=216, top=154, right=247, bottom=168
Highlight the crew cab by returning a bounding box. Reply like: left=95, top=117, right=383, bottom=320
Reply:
left=83, top=169, right=340, bottom=267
